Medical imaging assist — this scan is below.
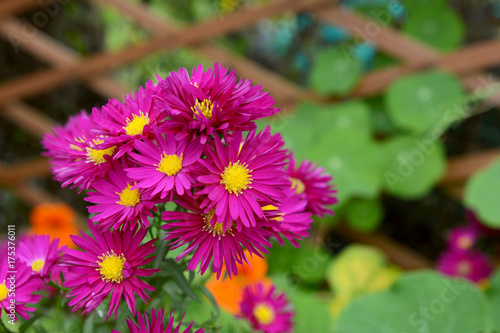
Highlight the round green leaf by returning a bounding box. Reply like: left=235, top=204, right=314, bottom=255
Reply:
left=486, top=269, right=500, bottom=330
left=310, top=47, right=363, bottom=96
left=403, top=8, right=465, bottom=52
left=381, top=135, right=446, bottom=199
left=337, top=271, right=494, bottom=333
left=465, top=159, right=500, bottom=228
left=344, top=197, right=383, bottom=232
left=402, top=0, right=447, bottom=12
left=386, top=70, right=464, bottom=133
left=271, top=101, right=384, bottom=204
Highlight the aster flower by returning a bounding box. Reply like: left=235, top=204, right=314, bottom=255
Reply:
left=264, top=189, right=313, bottom=248
left=17, top=234, right=65, bottom=282
left=42, top=111, right=116, bottom=191
left=162, top=195, right=276, bottom=279
left=126, top=130, right=202, bottom=200
left=156, top=63, right=279, bottom=144
left=239, top=283, right=294, bottom=333
left=196, top=127, right=289, bottom=230
left=0, top=243, right=43, bottom=321
left=92, top=80, right=166, bottom=158
left=287, top=155, right=337, bottom=217
left=447, top=227, right=477, bottom=252
left=112, top=308, right=205, bottom=333
left=62, top=220, right=160, bottom=321
left=437, top=249, right=493, bottom=283
left=85, top=159, right=157, bottom=231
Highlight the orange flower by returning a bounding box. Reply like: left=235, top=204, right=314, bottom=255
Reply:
left=29, top=202, right=78, bottom=248
left=206, top=251, right=272, bottom=314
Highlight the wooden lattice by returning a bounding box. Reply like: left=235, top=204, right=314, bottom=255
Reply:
left=2, top=0, right=500, bottom=270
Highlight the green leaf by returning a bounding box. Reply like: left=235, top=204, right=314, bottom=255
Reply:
left=403, top=6, right=464, bottom=52
left=337, top=271, right=494, bottom=333
left=275, top=100, right=384, bottom=204
left=164, top=258, right=201, bottom=303
left=381, top=135, right=446, bottom=199
left=386, top=70, right=464, bottom=133
left=344, top=197, right=383, bottom=232
left=310, top=47, right=363, bottom=95
left=153, top=235, right=170, bottom=269
left=18, top=312, right=41, bottom=333
left=465, top=159, right=500, bottom=228
left=486, top=269, right=500, bottom=330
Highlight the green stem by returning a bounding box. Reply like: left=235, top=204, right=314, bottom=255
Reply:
left=0, top=318, right=14, bottom=333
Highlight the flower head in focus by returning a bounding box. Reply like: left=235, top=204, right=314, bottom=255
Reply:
left=62, top=220, right=160, bottom=321
left=156, top=63, right=279, bottom=144
left=18, top=234, right=65, bottom=282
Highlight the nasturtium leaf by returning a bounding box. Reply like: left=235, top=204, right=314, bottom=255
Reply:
left=403, top=7, right=465, bottom=52
left=309, top=47, right=363, bottom=96
left=336, top=271, right=494, bottom=333
left=344, top=197, right=383, bottom=232
left=402, top=0, right=447, bottom=12
left=326, top=245, right=398, bottom=297
left=465, top=159, right=500, bottom=228
left=386, top=70, right=464, bottom=133
left=381, top=135, right=446, bottom=199
left=486, top=269, right=500, bottom=330
left=271, top=100, right=384, bottom=204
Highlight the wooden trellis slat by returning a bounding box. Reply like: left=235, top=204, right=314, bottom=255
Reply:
left=1, top=102, right=54, bottom=139
left=441, top=150, right=500, bottom=186
left=0, top=0, right=332, bottom=107
left=0, top=0, right=50, bottom=19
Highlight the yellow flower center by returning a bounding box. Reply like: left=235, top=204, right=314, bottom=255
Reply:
left=157, top=153, right=183, bottom=176
left=97, top=251, right=126, bottom=283
left=457, top=261, right=471, bottom=276
left=203, top=208, right=233, bottom=238
left=85, top=139, right=115, bottom=165
left=191, top=99, right=214, bottom=120
left=123, top=112, right=150, bottom=136
left=0, top=282, right=9, bottom=301
left=253, top=303, right=275, bottom=325
left=457, top=236, right=472, bottom=250
left=31, top=259, right=45, bottom=273
left=116, top=183, right=140, bottom=207
left=221, top=161, right=252, bottom=195
left=290, top=177, right=305, bottom=194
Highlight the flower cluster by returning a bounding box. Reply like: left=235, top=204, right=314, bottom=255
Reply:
left=437, top=216, right=494, bottom=285
left=42, top=63, right=337, bottom=327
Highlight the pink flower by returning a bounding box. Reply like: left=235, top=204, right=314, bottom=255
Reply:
left=85, top=159, right=158, bottom=231
left=196, top=128, right=289, bottom=231
left=42, top=111, right=116, bottom=191
left=126, top=130, right=202, bottom=200
left=92, top=80, right=166, bottom=158
left=112, top=308, right=205, bottom=333
left=162, top=195, right=276, bottom=279
left=62, top=220, right=160, bottom=321
left=447, top=227, right=477, bottom=252
left=239, top=283, right=294, bottom=333
left=0, top=242, right=43, bottom=321
left=287, top=155, right=337, bottom=217
left=17, top=234, right=65, bottom=282
left=437, top=249, right=493, bottom=283
left=156, top=63, right=279, bottom=144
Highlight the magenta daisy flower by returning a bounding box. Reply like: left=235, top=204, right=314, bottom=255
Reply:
left=265, top=189, right=313, bottom=247
left=85, top=159, right=158, bottom=231
left=287, top=155, right=337, bottom=218
left=0, top=242, right=43, bottom=321
left=62, top=220, right=160, bottom=321
left=92, top=80, right=166, bottom=158
left=447, top=227, right=477, bottom=252
left=126, top=129, right=202, bottom=200
left=156, top=63, right=279, bottom=144
left=112, top=308, right=205, bottom=333
left=196, top=128, right=289, bottom=230
left=17, top=234, right=65, bottom=282
left=239, top=283, right=294, bottom=333
left=162, top=195, right=276, bottom=279
left=42, top=111, right=116, bottom=191
left=437, top=249, right=493, bottom=283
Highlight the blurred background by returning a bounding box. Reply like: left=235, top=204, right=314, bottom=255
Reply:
left=2, top=0, right=500, bottom=331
